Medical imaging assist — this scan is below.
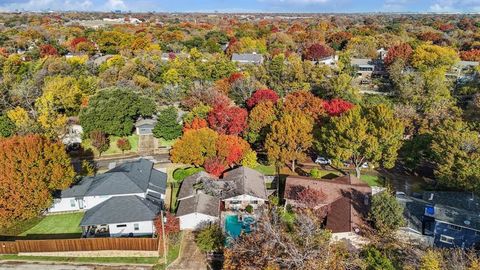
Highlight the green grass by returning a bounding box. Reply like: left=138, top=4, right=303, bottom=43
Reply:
left=0, top=255, right=159, bottom=264
left=158, top=138, right=177, bottom=147
left=254, top=164, right=276, bottom=175
left=360, top=174, right=383, bottom=187
left=20, top=213, right=84, bottom=236
left=82, top=134, right=139, bottom=157
left=170, top=185, right=180, bottom=213
left=172, top=167, right=204, bottom=182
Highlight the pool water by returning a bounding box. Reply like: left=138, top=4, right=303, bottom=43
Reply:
left=224, top=215, right=255, bottom=239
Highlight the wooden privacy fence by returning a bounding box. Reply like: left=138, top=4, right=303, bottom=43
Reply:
left=0, top=238, right=159, bottom=254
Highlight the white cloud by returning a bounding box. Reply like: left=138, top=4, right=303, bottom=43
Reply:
left=429, top=0, right=480, bottom=12
left=105, top=0, right=126, bottom=9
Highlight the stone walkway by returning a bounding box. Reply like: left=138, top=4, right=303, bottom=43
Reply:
left=168, top=231, right=207, bottom=270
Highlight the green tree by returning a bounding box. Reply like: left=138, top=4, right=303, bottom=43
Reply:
left=430, top=120, right=480, bottom=192
left=420, top=250, right=443, bottom=270
left=265, top=110, right=313, bottom=173
left=195, top=223, right=225, bottom=253
left=79, top=88, right=155, bottom=136
left=361, top=245, right=395, bottom=270
left=0, top=115, right=15, bottom=137
left=369, top=191, right=405, bottom=236
left=153, top=106, right=182, bottom=140
left=316, top=104, right=404, bottom=178
left=412, top=44, right=459, bottom=72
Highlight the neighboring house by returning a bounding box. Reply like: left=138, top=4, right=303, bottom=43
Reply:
left=80, top=195, right=160, bottom=237
left=351, top=58, right=386, bottom=78
left=61, top=118, right=83, bottom=146
left=311, top=55, right=338, bottom=67
left=91, top=54, right=114, bottom=66
left=397, top=192, right=480, bottom=249
left=135, top=117, right=157, bottom=136
left=232, top=53, right=264, bottom=65
left=447, top=60, right=479, bottom=80
left=284, top=175, right=372, bottom=234
left=176, top=167, right=268, bottom=230
left=160, top=52, right=189, bottom=62
left=377, top=48, right=387, bottom=60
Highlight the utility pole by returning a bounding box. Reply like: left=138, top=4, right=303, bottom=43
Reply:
left=161, top=210, right=167, bottom=265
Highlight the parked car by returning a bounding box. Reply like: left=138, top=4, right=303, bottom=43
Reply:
left=315, top=156, right=331, bottom=165
left=361, top=162, right=369, bottom=169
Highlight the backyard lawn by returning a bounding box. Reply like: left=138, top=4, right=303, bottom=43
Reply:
left=0, top=255, right=159, bottom=264
left=19, top=212, right=84, bottom=237
left=82, top=134, right=139, bottom=157
left=253, top=164, right=276, bottom=175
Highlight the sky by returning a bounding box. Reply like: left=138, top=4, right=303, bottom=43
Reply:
left=0, top=0, right=479, bottom=13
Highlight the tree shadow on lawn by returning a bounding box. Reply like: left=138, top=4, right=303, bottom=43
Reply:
left=0, top=233, right=82, bottom=241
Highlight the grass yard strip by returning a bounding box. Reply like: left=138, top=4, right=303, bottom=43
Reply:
left=254, top=164, right=276, bottom=175
left=0, top=255, right=159, bottom=264
left=20, top=212, right=84, bottom=236
left=360, top=174, right=383, bottom=187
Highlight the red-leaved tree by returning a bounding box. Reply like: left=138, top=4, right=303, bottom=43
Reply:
left=460, top=49, right=480, bottom=62
left=246, top=89, right=280, bottom=109
left=322, top=99, right=354, bottom=117
left=384, top=43, right=413, bottom=66
left=208, top=104, right=248, bottom=135
left=303, top=43, right=334, bottom=61
left=154, top=212, right=180, bottom=235
left=40, top=44, right=58, bottom=57
left=204, top=157, right=226, bottom=177
left=183, top=117, right=208, bottom=133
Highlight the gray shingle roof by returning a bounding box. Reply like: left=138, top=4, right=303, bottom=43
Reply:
left=176, top=166, right=268, bottom=202
left=232, top=53, right=263, bottom=64
left=80, top=195, right=160, bottom=226
left=60, top=159, right=167, bottom=198
left=223, top=167, right=268, bottom=200
left=176, top=193, right=220, bottom=218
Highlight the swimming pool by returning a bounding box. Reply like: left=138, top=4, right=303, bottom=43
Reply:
left=224, top=215, right=255, bottom=239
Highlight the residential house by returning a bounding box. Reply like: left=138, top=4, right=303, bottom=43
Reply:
left=447, top=60, right=479, bottom=81
left=160, top=52, right=190, bottom=62
left=284, top=175, right=372, bottom=235
left=61, top=117, right=83, bottom=146
left=397, top=192, right=480, bottom=248
left=232, top=53, right=264, bottom=65
left=312, top=55, right=339, bottom=67
left=176, top=167, right=268, bottom=230
left=49, top=159, right=167, bottom=237
left=135, top=117, right=157, bottom=136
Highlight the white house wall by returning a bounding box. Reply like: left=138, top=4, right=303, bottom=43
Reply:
left=108, top=220, right=155, bottom=237
left=49, top=193, right=146, bottom=213
left=179, top=213, right=218, bottom=230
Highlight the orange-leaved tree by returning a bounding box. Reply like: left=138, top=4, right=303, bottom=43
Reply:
left=0, top=135, right=75, bottom=227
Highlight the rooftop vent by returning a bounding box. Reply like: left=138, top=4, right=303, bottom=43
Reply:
left=428, top=193, right=434, bottom=201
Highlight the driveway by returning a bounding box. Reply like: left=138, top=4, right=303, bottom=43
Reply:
left=168, top=231, right=207, bottom=270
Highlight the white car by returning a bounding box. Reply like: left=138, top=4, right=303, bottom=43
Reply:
left=315, top=156, right=331, bottom=165
left=360, top=162, right=369, bottom=169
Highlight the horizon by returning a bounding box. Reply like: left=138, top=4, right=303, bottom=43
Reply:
left=0, top=0, right=479, bottom=14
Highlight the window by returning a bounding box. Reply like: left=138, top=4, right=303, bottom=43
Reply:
left=251, top=200, right=258, bottom=204
left=70, top=199, right=76, bottom=207
left=447, top=224, right=462, bottom=231
left=134, top=223, right=139, bottom=231
left=440, top=235, right=454, bottom=245
left=116, top=224, right=127, bottom=228
left=230, top=201, right=241, bottom=205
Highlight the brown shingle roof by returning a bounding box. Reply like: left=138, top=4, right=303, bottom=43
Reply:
left=284, top=175, right=371, bottom=233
